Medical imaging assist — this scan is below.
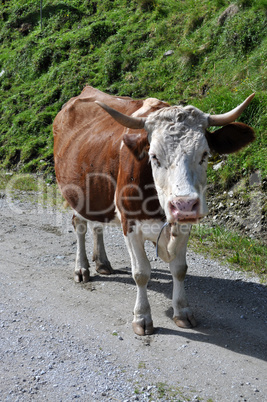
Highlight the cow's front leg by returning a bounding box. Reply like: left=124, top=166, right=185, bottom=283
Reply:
left=72, top=216, right=90, bottom=283
left=92, top=225, right=113, bottom=275
left=124, top=233, right=153, bottom=336
left=169, top=252, right=197, bottom=329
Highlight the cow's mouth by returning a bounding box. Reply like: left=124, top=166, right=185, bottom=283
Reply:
left=171, top=216, right=203, bottom=225
left=168, top=211, right=203, bottom=225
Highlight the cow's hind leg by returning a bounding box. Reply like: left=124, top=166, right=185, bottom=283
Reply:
left=92, top=225, right=113, bottom=275
left=124, top=232, right=153, bottom=336
left=72, top=215, right=90, bottom=283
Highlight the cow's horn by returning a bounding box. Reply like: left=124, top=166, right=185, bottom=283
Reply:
left=95, top=101, right=146, bottom=129
left=208, top=93, right=255, bottom=126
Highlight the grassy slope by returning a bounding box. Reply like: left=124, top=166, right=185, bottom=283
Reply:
left=0, top=0, right=266, bottom=182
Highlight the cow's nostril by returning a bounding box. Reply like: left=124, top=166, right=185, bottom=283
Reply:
left=192, top=199, right=199, bottom=212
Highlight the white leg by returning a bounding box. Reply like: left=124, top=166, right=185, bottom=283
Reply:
left=72, top=216, right=90, bottom=283
left=92, top=225, right=113, bottom=275
left=169, top=234, right=196, bottom=328
left=124, top=232, right=153, bottom=336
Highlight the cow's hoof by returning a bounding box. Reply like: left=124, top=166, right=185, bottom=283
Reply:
left=132, top=320, right=154, bottom=336
left=74, top=268, right=90, bottom=283
left=95, top=262, right=114, bottom=275
left=173, top=314, right=197, bottom=329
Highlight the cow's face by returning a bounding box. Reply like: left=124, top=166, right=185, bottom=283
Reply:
left=146, top=106, right=209, bottom=224
left=96, top=94, right=255, bottom=225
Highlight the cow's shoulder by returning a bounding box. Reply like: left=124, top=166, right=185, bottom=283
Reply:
left=131, top=97, right=170, bottom=118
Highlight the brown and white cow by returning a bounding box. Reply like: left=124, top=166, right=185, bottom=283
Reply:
left=53, top=85, right=255, bottom=335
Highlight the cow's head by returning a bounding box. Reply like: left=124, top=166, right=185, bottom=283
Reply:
left=96, top=94, right=255, bottom=224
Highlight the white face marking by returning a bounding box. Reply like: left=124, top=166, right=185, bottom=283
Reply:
left=145, top=106, right=210, bottom=223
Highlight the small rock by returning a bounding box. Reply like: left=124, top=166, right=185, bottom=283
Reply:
left=218, top=202, right=224, bottom=209
left=163, top=50, right=174, bottom=57
left=213, top=161, right=224, bottom=171
left=218, top=4, right=239, bottom=26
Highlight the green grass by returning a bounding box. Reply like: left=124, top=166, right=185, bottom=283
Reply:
left=189, top=224, right=267, bottom=281
left=0, top=0, right=266, bottom=185
left=156, top=381, right=187, bottom=400
left=134, top=380, right=189, bottom=400
left=0, top=171, right=39, bottom=191
left=0, top=170, right=65, bottom=208
left=138, top=361, right=146, bottom=369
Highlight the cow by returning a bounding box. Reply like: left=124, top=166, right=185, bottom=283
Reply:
left=53, top=86, right=255, bottom=335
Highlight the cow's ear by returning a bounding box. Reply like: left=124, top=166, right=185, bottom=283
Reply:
left=123, top=132, right=150, bottom=160
left=206, top=122, right=255, bottom=154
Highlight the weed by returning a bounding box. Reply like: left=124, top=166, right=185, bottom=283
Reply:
left=138, top=361, right=146, bottom=369
left=156, top=381, right=186, bottom=400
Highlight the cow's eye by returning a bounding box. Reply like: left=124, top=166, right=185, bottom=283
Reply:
left=150, top=154, right=161, bottom=167
left=199, top=151, right=208, bottom=165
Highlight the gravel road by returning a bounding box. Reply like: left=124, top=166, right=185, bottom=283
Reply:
left=0, top=190, right=266, bottom=401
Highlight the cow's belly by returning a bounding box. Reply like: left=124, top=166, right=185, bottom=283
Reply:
left=55, top=150, right=118, bottom=223
left=74, top=211, right=121, bottom=227
left=58, top=173, right=117, bottom=222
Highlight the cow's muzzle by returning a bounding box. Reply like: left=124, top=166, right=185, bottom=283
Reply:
left=168, top=196, right=200, bottom=223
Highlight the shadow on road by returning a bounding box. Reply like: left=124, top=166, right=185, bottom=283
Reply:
left=91, top=267, right=267, bottom=362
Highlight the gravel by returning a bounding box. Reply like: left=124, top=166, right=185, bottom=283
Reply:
left=0, top=190, right=266, bottom=401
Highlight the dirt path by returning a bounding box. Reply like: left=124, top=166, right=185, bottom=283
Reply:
left=0, top=191, right=266, bottom=401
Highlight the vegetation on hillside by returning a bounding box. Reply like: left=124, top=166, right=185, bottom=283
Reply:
left=0, top=0, right=266, bottom=186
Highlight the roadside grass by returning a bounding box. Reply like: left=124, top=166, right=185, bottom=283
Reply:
left=133, top=380, right=189, bottom=400
left=156, top=381, right=188, bottom=400
left=0, top=171, right=38, bottom=192
left=189, top=224, right=267, bottom=282
left=0, top=170, right=64, bottom=208
left=0, top=171, right=39, bottom=192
